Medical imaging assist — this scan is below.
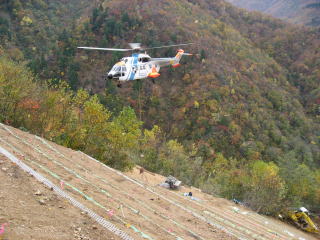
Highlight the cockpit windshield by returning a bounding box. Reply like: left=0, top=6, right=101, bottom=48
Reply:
left=112, top=66, right=121, bottom=72
left=139, top=57, right=150, bottom=63
left=112, top=65, right=127, bottom=72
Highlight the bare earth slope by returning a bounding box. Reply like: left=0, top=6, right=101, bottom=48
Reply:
left=0, top=154, right=119, bottom=240
left=0, top=124, right=317, bottom=240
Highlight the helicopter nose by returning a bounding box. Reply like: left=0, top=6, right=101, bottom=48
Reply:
left=107, top=74, right=113, bottom=79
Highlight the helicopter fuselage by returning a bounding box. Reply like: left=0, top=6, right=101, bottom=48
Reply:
left=107, top=53, right=159, bottom=81
left=107, top=51, right=185, bottom=81
left=78, top=43, right=192, bottom=82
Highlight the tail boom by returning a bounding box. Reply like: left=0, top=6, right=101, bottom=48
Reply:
left=172, top=49, right=192, bottom=67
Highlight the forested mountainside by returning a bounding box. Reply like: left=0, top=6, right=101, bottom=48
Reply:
left=226, top=0, right=320, bottom=26
left=0, top=0, right=98, bottom=75
left=0, top=0, right=319, bottom=214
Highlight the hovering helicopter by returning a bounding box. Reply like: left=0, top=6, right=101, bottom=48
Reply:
left=78, top=43, right=193, bottom=87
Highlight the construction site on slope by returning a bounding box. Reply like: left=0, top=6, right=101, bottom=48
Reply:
left=0, top=123, right=318, bottom=240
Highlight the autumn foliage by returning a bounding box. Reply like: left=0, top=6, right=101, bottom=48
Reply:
left=0, top=0, right=320, bottom=215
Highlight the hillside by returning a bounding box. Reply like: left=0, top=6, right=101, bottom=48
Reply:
left=72, top=0, right=320, bottom=173
left=0, top=124, right=317, bottom=240
left=0, top=153, right=118, bottom=240
left=0, top=0, right=100, bottom=78
left=0, top=0, right=320, bottom=217
left=225, top=0, right=320, bottom=26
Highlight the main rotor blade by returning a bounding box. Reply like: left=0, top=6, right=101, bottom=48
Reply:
left=128, top=43, right=142, bottom=50
left=77, top=47, right=132, bottom=52
left=143, top=43, right=194, bottom=50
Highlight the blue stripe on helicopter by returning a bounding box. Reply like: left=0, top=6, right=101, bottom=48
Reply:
left=129, top=53, right=139, bottom=81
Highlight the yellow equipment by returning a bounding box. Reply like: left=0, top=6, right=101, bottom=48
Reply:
left=287, top=208, right=319, bottom=233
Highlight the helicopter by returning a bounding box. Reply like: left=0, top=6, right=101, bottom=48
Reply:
left=78, top=43, right=193, bottom=87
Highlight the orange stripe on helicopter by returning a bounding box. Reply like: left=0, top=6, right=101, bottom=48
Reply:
left=148, top=65, right=160, bottom=78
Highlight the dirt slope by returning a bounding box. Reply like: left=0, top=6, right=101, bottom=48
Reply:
left=0, top=124, right=318, bottom=240
left=0, top=155, right=119, bottom=240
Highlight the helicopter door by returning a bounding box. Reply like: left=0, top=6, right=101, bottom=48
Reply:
left=139, top=64, right=147, bottom=78
left=121, top=66, right=127, bottom=77
left=119, top=66, right=128, bottom=81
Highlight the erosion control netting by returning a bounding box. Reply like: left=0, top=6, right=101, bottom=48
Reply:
left=0, top=124, right=155, bottom=240
left=2, top=123, right=311, bottom=240
left=0, top=146, right=134, bottom=240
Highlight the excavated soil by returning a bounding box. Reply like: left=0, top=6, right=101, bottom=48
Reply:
left=0, top=124, right=318, bottom=240
left=0, top=154, right=119, bottom=240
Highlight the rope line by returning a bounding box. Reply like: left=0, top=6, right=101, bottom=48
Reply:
left=35, top=136, right=206, bottom=240
left=0, top=125, right=169, bottom=240
left=156, top=184, right=288, bottom=240
left=0, top=141, right=154, bottom=240
left=78, top=151, right=247, bottom=240
left=2, top=124, right=303, bottom=240
left=1, top=124, right=278, bottom=240
left=0, top=123, right=246, bottom=239
left=0, top=145, right=134, bottom=240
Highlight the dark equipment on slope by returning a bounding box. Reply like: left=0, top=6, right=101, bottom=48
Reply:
left=164, top=176, right=182, bottom=190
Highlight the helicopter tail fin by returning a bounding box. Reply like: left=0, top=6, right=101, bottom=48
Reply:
left=172, top=49, right=192, bottom=68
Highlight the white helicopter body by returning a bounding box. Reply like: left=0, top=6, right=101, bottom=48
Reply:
left=107, top=50, right=187, bottom=81
left=78, top=43, right=192, bottom=85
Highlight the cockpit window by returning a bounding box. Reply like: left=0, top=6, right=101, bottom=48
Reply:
left=112, top=66, right=121, bottom=72
left=138, top=57, right=149, bottom=62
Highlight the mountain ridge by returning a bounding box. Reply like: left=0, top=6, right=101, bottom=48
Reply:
left=225, top=0, right=320, bottom=26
